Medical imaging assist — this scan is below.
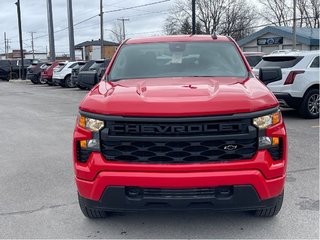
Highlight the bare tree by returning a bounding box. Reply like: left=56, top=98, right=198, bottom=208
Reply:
left=259, top=0, right=319, bottom=28
left=163, top=0, right=256, bottom=40
left=164, top=16, right=181, bottom=35
left=310, top=0, right=320, bottom=28
left=259, top=0, right=291, bottom=26
left=108, top=22, right=123, bottom=44
left=220, top=0, right=257, bottom=40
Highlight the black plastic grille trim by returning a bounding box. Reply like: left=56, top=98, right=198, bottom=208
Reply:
left=76, top=143, right=91, bottom=163
left=268, top=140, right=283, bottom=160
left=101, top=137, right=257, bottom=164
left=125, top=186, right=234, bottom=199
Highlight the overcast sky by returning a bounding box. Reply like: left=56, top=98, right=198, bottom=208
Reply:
left=0, top=0, right=173, bottom=55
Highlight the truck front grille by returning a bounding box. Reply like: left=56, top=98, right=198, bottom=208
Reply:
left=100, top=116, right=258, bottom=164
left=101, top=139, right=256, bottom=163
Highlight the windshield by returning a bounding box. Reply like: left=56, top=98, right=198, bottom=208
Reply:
left=81, top=61, right=95, bottom=71
left=89, top=62, right=103, bottom=71
left=109, top=42, right=248, bottom=81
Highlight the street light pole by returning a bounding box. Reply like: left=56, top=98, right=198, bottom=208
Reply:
left=15, top=0, right=25, bottom=79
left=192, top=0, right=196, bottom=34
left=46, top=0, right=56, bottom=61
left=100, top=0, right=104, bottom=59
left=67, top=0, right=75, bottom=60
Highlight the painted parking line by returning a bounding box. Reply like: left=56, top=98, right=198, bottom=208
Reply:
left=311, top=125, right=320, bottom=128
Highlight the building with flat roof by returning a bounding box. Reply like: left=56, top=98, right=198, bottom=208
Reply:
left=238, top=26, right=319, bottom=54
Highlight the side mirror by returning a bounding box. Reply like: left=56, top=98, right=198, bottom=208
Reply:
left=259, top=67, right=282, bottom=85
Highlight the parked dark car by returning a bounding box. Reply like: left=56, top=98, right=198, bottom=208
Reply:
left=0, top=60, right=13, bottom=80
left=67, top=61, right=87, bottom=88
left=27, top=62, right=48, bottom=84
left=72, top=60, right=93, bottom=89
left=77, top=59, right=110, bottom=90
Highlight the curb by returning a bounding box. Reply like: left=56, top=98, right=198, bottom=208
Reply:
left=9, top=79, right=31, bottom=83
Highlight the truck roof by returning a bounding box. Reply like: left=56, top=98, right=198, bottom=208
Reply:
left=126, top=35, right=231, bottom=44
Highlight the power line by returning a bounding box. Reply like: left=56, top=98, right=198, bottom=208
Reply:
left=73, top=10, right=171, bottom=32
left=7, top=0, right=171, bottom=46
left=104, top=0, right=171, bottom=14
left=127, top=30, right=163, bottom=36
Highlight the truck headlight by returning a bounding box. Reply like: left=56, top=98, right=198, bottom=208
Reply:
left=79, top=116, right=104, bottom=132
left=77, top=116, right=103, bottom=162
left=253, top=110, right=281, bottom=129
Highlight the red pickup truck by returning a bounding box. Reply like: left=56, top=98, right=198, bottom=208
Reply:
left=73, top=35, right=287, bottom=218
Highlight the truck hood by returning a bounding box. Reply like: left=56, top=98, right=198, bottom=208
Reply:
left=79, top=77, right=278, bottom=116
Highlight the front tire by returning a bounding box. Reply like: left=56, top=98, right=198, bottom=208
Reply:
left=39, top=77, right=47, bottom=84
left=30, top=77, right=39, bottom=84
left=253, top=192, right=284, bottom=217
left=65, top=75, right=76, bottom=88
left=299, top=89, right=319, bottom=119
left=78, top=194, right=109, bottom=218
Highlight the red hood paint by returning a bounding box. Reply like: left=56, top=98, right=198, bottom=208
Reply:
left=79, top=77, right=279, bottom=117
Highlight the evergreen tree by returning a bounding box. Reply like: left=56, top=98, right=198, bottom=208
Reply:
left=195, top=21, right=203, bottom=34
left=180, top=17, right=192, bottom=34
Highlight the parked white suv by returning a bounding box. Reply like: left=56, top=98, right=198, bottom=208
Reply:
left=254, top=50, right=319, bottom=119
left=53, top=61, right=78, bottom=88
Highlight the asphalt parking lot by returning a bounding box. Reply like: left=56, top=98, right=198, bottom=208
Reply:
left=0, top=80, right=319, bottom=239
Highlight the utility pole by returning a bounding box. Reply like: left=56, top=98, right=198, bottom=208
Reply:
left=46, top=0, right=56, bottom=61
left=117, top=18, right=129, bottom=41
left=29, top=32, right=36, bottom=60
left=67, top=0, right=75, bottom=60
left=6, top=39, right=10, bottom=59
left=292, top=0, right=297, bottom=50
left=4, top=32, right=7, bottom=59
left=15, top=0, right=25, bottom=79
left=192, top=0, right=196, bottom=34
left=100, top=0, right=104, bottom=59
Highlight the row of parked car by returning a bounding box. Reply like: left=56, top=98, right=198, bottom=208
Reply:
left=2, top=59, right=110, bottom=90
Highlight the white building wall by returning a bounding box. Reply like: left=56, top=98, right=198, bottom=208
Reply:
left=24, top=53, right=48, bottom=60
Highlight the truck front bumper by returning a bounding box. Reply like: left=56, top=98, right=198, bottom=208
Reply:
left=78, top=185, right=283, bottom=212
left=76, top=164, right=285, bottom=204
